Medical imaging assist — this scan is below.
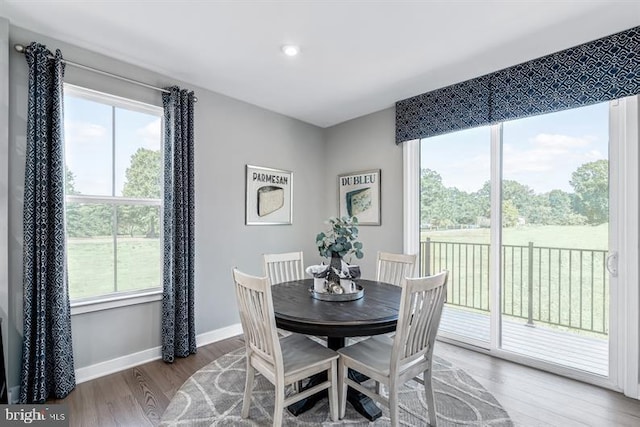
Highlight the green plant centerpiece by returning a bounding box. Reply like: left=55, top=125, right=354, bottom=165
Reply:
left=316, top=216, right=364, bottom=288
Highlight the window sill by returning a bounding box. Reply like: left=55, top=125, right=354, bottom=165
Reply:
left=71, top=290, right=163, bottom=315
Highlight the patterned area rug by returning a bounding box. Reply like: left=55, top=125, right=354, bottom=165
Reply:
left=160, top=348, right=513, bottom=426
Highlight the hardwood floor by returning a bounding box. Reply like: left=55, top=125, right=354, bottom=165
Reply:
left=50, top=336, right=640, bottom=426
left=49, top=336, right=245, bottom=427
left=438, top=343, right=640, bottom=427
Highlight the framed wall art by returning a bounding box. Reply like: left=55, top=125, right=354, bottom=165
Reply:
left=246, top=165, right=293, bottom=225
left=337, top=169, right=381, bottom=225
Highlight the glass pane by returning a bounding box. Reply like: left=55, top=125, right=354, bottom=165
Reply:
left=501, top=102, right=609, bottom=375
left=66, top=202, right=115, bottom=299
left=420, top=125, right=492, bottom=344
left=115, top=108, right=162, bottom=198
left=64, top=96, right=113, bottom=196
left=115, top=205, right=161, bottom=292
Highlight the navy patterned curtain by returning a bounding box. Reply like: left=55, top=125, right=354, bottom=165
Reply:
left=20, top=42, right=75, bottom=403
left=396, top=26, right=640, bottom=143
left=161, top=86, right=196, bottom=362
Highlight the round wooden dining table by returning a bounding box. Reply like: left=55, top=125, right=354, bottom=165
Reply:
left=271, top=278, right=402, bottom=421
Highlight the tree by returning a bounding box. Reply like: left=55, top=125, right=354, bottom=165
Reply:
left=570, top=159, right=608, bottom=225
left=547, top=189, right=571, bottom=223
left=474, top=180, right=568, bottom=225
left=502, top=180, right=540, bottom=223
left=476, top=180, right=543, bottom=225
left=420, top=169, right=447, bottom=227
left=65, top=168, right=84, bottom=237
left=420, top=168, right=484, bottom=228
left=120, top=148, right=162, bottom=237
left=64, top=168, right=113, bottom=237
left=545, top=189, right=586, bottom=225
left=65, top=167, right=79, bottom=195
left=502, top=200, right=519, bottom=227
left=122, top=148, right=162, bottom=198
left=475, top=181, right=492, bottom=219
left=447, top=187, right=481, bottom=225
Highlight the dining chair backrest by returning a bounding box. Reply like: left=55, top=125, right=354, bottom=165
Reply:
left=232, top=268, right=283, bottom=372
left=391, top=271, right=448, bottom=372
left=263, top=251, right=305, bottom=285
left=336, top=271, right=448, bottom=426
left=234, top=268, right=340, bottom=425
left=376, top=251, right=417, bottom=287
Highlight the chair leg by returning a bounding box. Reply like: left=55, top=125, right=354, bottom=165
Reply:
left=241, top=363, right=255, bottom=418
left=273, top=381, right=285, bottom=427
left=338, top=358, right=348, bottom=419
left=388, top=378, right=399, bottom=427
left=423, top=368, right=437, bottom=427
left=328, top=360, right=338, bottom=421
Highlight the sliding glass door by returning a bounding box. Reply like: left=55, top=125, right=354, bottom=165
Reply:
left=420, top=126, right=492, bottom=347
left=500, top=103, right=610, bottom=376
left=419, top=100, right=622, bottom=381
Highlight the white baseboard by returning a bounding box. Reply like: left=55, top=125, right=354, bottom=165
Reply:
left=8, top=386, right=19, bottom=404
left=196, top=323, right=243, bottom=347
left=75, top=345, right=162, bottom=384
left=74, top=322, right=242, bottom=384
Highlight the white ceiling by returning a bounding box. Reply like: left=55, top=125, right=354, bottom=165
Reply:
left=2, top=0, right=640, bottom=128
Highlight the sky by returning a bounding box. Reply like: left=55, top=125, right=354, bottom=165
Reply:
left=420, top=102, right=609, bottom=194
left=64, top=93, right=161, bottom=196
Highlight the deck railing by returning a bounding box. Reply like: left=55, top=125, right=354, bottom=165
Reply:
left=420, top=238, right=609, bottom=335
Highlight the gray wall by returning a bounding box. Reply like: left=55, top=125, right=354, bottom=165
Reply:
left=323, top=108, right=404, bottom=278
left=6, top=25, right=326, bottom=389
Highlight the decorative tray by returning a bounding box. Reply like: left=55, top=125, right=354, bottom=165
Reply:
left=310, top=284, right=364, bottom=302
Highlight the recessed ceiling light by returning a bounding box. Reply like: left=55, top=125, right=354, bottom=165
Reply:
left=281, top=45, right=300, bottom=57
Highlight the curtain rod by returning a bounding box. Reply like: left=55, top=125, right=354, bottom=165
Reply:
left=14, top=43, right=198, bottom=102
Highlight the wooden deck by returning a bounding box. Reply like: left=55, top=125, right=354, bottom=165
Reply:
left=439, top=305, right=609, bottom=376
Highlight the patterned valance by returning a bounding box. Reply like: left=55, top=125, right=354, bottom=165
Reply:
left=396, top=26, right=640, bottom=144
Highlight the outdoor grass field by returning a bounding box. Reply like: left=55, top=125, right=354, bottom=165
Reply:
left=67, top=237, right=161, bottom=300
left=421, top=223, right=608, bottom=250
left=421, top=223, right=610, bottom=336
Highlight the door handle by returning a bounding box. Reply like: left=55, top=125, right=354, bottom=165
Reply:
left=606, top=252, right=618, bottom=277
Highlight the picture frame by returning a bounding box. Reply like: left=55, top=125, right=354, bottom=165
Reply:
left=245, top=165, right=293, bottom=225
left=337, top=169, right=381, bottom=225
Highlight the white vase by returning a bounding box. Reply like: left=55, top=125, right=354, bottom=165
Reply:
left=314, top=278, right=326, bottom=292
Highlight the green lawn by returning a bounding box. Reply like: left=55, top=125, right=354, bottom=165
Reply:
left=422, top=223, right=608, bottom=250
left=421, top=224, right=609, bottom=335
left=67, top=237, right=161, bottom=300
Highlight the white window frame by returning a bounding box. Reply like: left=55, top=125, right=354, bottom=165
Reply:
left=63, top=84, right=164, bottom=314
left=610, top=95, right=639, bottom=399
left=404, top=97, right=639, bottom=398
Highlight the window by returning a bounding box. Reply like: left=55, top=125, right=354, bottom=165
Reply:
left=63, top=85, right=163, bottom=305
left=407, top=96, right=640, bottom=392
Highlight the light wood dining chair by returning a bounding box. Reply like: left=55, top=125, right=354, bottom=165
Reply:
left=263, top=251, right=305, bottom=340
left=232, top=268, right=339, bottom=426
left=376, top=251, right=417, bottom=287
left=263, top=251, right=305, bottom=285
left=337, top=271, right=448, bottom=427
